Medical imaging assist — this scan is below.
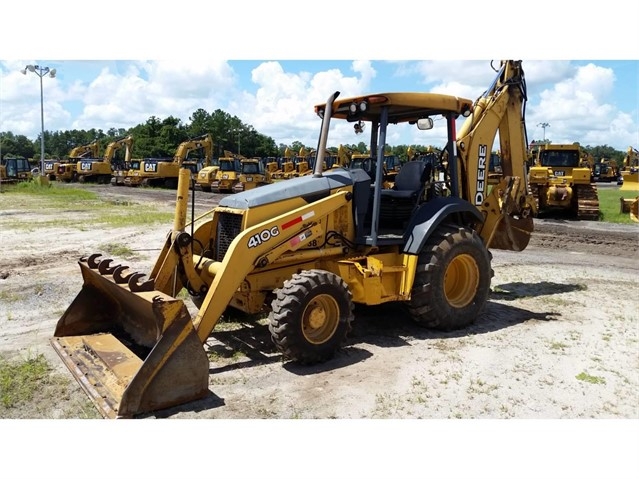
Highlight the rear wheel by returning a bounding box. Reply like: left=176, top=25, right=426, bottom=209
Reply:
left=407, top=223, right=492, bottom=331
left=269, top=269, right=354, bottom=364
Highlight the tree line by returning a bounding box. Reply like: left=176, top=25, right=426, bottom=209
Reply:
left=0, top=107, right=629, bottom=165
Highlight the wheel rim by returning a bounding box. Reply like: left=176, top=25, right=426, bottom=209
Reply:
left=444, top=253, right=479, bottom=308
left=302, top=294, right=340, bottom=345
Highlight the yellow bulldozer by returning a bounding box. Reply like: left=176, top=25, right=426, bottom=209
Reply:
left=619, top=146, right=639, bottom=191
left=232, top=157, right=271, bottom=193
left=51, top=60, right=535, bottom=418
left=210, top=151, right=242, bottom=193
left=0, top=157, right=34, bottom=184
left=591, top=158, right=620, bottom=183
left=528, top=143, right=599, bottom=220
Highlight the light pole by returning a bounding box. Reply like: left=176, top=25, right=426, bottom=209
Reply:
left=237, top=130, right=241, bottom=156
left=21, top=64, right=56, bottom=177
left=537, top=122, right=550, bottom=142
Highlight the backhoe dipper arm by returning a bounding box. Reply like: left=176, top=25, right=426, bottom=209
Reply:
left=455, top=60, right=534, bottom=251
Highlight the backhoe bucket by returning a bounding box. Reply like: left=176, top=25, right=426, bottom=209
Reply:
left=50, top=257, right=210, bottom=418
left=488, top=214, right=534, bottom=252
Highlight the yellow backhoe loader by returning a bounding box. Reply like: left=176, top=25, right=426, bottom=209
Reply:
left=125, top=134, right=213, bottom=188
left=76, top=137, right=132, bottom=184
left=528, top=143, right=599, bottom=220
left=51, top=60, right=535, bottom=419
left=53, top=140, right=100, bottom=182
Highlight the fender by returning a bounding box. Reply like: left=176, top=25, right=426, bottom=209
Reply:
left=403, top=196, right=484, bottom=255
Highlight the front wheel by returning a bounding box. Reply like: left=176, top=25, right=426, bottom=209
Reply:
left=268, top=269, right=354, bottom=364
left=407, top=224, right=492, bottom=331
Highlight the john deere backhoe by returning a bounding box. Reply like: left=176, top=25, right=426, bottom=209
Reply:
left=76, top=136, right=132, bottom=184
left=51, top=60, right=535, bottom=418
left=125, top=134, right=213, bottom=188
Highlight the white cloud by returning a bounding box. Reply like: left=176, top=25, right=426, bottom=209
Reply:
left=1, top=59, right=637, bottom=152
left=230, top=60, right=378, bottom=146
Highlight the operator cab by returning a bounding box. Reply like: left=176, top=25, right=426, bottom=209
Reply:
left=314, top=92, right=474, bottom=248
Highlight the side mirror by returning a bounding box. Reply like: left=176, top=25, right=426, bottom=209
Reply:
left=417, top=118, right=434, bottom=130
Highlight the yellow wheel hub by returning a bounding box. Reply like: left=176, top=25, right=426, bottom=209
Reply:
left=302, top=294, right=339, bottom=345
left=444, top=253, right=479, bottom=308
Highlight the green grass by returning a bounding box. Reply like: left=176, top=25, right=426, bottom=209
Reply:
left=0, top=182, right=174, bottom=229
left=101, top=243, right=136, bottom=258
left=9, top=181, right=98, bottom=200
left=597, top=187, right=639, bottom=224
left=0, top=353, right=51, bottom=408
left=575, top=371, right=606, bottom=385
left=0, top=291, right=20, bottom=302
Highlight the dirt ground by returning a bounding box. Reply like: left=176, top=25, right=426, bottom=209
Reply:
left=0, top=183, right=638, bottom=422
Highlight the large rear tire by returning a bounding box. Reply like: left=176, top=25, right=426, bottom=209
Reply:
left=268, top=269, right=354, bottom=364
left=407, top=223, right=492, bottom=331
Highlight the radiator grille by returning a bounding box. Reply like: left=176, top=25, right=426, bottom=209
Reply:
left=215, top=212, right=243, bottom=261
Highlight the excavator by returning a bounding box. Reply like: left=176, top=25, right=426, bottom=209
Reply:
left=327, top=144, right=352, bottom=170
left=528, top=143, right=599, bottom=220
left=76, top=136, right=132, bottom=184
left=53, top=140, right=100, bottom=182
left=51, top=60, right=535, bottom=419
left=125, top=134, right=213, bottom=188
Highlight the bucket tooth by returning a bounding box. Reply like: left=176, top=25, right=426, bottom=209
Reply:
left=113, top=265, right=132, bottom=284
left=98, top=259, right=120, bottom=275
left=87, top=253, right=103, bottom=269
left=128, top=272, right=155, bottom=292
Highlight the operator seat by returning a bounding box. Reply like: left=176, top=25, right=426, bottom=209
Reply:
left=379, top=160, right=427, bottom=228
left=381, top=160, right=426, bottom=199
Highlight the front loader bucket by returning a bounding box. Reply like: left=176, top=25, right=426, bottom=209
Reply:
left=50, top=257, right=210, bottom=418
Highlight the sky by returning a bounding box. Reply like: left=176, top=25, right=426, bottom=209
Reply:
left=1, top=3, right=638, bottom=156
